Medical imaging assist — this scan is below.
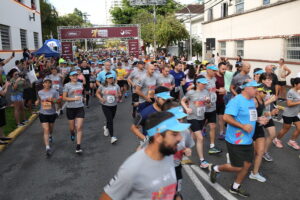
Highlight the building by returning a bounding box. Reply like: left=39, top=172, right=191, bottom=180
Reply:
left=174, top=4, right=204, bottom=58
left=105, top=0, right=123, bottom=25
left=202, top=0, right=300, bottom=82
left=0, top=0, right=42, bottom=73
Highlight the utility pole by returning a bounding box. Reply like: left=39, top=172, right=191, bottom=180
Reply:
left=153, top=4, right=157, bottom=58
left=186, top=6, right=193, bottom=61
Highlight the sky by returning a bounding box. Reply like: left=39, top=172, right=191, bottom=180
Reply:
left=48, top=0, right=198, bottom=25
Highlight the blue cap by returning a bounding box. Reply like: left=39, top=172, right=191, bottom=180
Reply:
left=240, top=80, right=261, bottom=89
left=207, top=65, right=218, bottom=71
left=155, top=91, right=173, bottom=100
left=168, top=106, right=187, bottom=119
left=98, top=61, right=103, bottom=65
left=70, top=71, right=78, bottom=76
left=75, top=66, right=81, bottom=71
left=196, top=78, right=208, bottom=84
left=147, top=116, right=191, bottom=137
left=254, top=70, right=265, bottom=75
left=106, top=74, right=114, bottom=79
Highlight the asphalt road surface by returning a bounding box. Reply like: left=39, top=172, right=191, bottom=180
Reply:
left=0, top=96, right=299, bottom=200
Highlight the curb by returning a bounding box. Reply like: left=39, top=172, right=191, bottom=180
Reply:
left=0, top=114, right=38, bottom=152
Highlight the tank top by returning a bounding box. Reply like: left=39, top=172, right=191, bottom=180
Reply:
left=255, top=97, right=265, bottom=117
left=277, top=65, right=286, bottom=82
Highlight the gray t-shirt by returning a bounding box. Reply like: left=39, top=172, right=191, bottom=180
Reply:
left=231, top=73, right=251, bottom=93
left=174, top=129, right=195, bottom=167
left=128, top=68, right=145, bottom=93
left=157, top=74, right=175, bottom=90
left=38, top=89, right=59, bottom=115
left=63, top=82, right=84, bottom=108
left=47, top=74, right=63, bottom=93
left=283, top=89, right=300, bottom=117
left=104, top=149, right=177, bottom=200
left=184, top=89, right=210, bottom=120
left=206, top=76, right=217, bottom=112
left=137, top=74, right=157, bottom=103
left=98, top=84, right=120, bottom=106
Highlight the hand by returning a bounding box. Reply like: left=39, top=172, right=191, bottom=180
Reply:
left=181, top=80, right=186, bottom=85
left=47, top=97, right=53, bottom=102
left=271, top=109, right=279, bottom=116
left=145, top=97, right=152, bottom=102
left=258, top=116, right=269, bottom=125
left=218, top=88, right=226, bottom=95
left=100, top=98, right=106, bottom=104
left=269, top=95, right=277, bottom=102
left=5, top=81, right=11, bottom=87
left=184, top=148, right=192, bottom=157
left=185, top=107, right=192, bottom=114
left=242, top=124, right=253, bottom=133
left=74, top=96, right=82, bottom=101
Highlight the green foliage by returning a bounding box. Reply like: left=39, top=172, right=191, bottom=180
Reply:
left=192, top=38, right=202, bottom=57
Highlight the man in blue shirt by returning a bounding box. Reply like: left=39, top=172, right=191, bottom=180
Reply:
left=170, top=62, right=184, bottom=100
left=96, top=61, right=116, bottom=86
left=209, top=80, right=263, bottom=198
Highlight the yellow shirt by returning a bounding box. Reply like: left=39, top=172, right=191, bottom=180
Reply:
left=116, top=68, right=127, bottom=80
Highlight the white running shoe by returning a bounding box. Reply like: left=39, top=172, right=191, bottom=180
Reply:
left=103, top=126, right=109, bottom=137
left=111, top=136, right=118, bottom=144
left=249, top=171, right=266, bottom=182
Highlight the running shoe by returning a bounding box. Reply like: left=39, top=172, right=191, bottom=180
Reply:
left=249, top=171, right=266, bottom=182
left=208, top=147, right=222, bottom=154
left=75, top=148, right=83, bottom=154
left=0, top=140, right=8, bottom=145
left=208, top=164, right=218, bottom=183
left=103, top=126, right=109, bottom=137
left=229, top=185, right=250, bottom=197
left=287, top=140, right=300, bottom=150
left=263, top=152, right=273, bottom=162
left=273, top=138, right=283, bottom=148
left=22, top=120, right=29, bottom=124
left=0, top=137, right=12, bottom=141
left=70, top=132, right=75, bottom=141
left=17, top=123, right=25, bottom=128
left=49, top=135, right=53, bottom=143
left=218, top=133, right=225, bottom=140
left=200, top=160, right=209, bottom=168
left=46, top=148, right=52, bottom=157
left=111, top=136, right=118, bottom=144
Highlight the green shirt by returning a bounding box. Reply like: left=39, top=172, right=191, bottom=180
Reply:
left=224, top=71, right=234, bottom=92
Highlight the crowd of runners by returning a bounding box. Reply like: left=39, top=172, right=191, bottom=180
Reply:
left=1, top=50, right=300, bottom=199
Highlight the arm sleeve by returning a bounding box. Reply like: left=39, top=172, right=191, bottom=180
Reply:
left=63, top=84, right=68, bottom=93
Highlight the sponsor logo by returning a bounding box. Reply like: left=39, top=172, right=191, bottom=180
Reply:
left=120, top=29, right=132, bottom=36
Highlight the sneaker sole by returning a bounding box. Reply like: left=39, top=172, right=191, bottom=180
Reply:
left=208, top=151, right=222, bottom=154
left=272, top=141, right=283, bottom=148
left=229, top=189, right=249, bottom=198
left=249, top=175, right=266, bottom=183
left=262, top=156, right=273, bottom=162
left=111, top=140, right=118, bottom=144
left=287, top=143, right=300, bottom=150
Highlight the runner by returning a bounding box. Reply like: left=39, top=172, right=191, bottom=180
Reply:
left=116, top=62, right=127, bottom=102
left=274, top=77, right=300, bottom=150
left=63, top=71, right=85, bottom=154
left=90, top=62, right=100, bottom=97
left=35, top=78, right=60, bottom=156
left=96, top=73, right=121, bottom=144
left=96, top=61, right=116, bottom=86
left=181, top=77, right=211, bottom=168
left=99, top=111, right=190, bottom=200
left=123, top=59, right=132, bottom=98
left=81, top=60, right=92, bottom=108
left=209, top=80, right=262, bottom=197
left=157, top=65, right=175, bottom=91
left=230, top=62, right=251, bottom=96
left=170, top=62, right=185, bottom=101
left=127, top=61, right=145, bottom=117
left=0, top=81, right=11, bottom=145
left=276, top=58, right=291, bottom=101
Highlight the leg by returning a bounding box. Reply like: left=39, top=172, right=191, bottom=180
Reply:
left=41, top=123, right=50, bottom=147
left=265, top=126, right=276, bottom=153
left=194, top=131, right=204, bottom=160
left=277, top=123, right=291, bottom=139
left=218, top=163, right=242, bottom=172
left=290, top=121, right=300, bottom=141
left=75, top=118, right=84, bottom=145
left=235, top=161, right=252, bottom=184
left=13, top=102, right=20, bottom=124
left=209, top=122, right=216, bottom=145
left=252, top=138, right=265, bottom=174
left=218, top=114, right=224, bottom=134
left=102, top=106, right=114, bottom=137
left=20, top=101, right=26, bottom=121
left=69, top=120, right=75, bottom=133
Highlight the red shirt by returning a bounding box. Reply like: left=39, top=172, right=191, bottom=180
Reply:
left=215, top=73, right=225, bottom=104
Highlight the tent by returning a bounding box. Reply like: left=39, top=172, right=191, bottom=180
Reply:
left=32, top=44, right=60, bottom=57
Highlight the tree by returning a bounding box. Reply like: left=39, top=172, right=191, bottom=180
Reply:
left=40, top=0, right=59, bottom=40
left=192, top=38, right=202, bottom=59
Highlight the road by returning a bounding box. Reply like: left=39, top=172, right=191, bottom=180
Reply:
left=0, top=96, right=299, bottom=200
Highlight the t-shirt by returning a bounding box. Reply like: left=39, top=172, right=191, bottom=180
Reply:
left=170, top=70, right=184, bottom=87
left=81, top=67, right=91, bottom=82
left=128, top=68, right=145, bottom=93
left=98, top=84, right=120, bottom=106
left=225, top=94, right=257, bottom=145
left=283, top=89, right=300, bottom=117
left=123, top=65, right=132, bottom=78
left=174, top=129, right=195, bottom=167
left=231, top=73, right=251, bottom=94
left=60, top=67, right=71, bottom=76
left=63, top=82, right=84, bottom=108
left=215, top=73, right=225, bottom=104
left=38, top=89, right=59, bottom=115
left=96, top=70, right=117, bottom=84
left=157, top=74, right=175, bottom=90
left=116, top=68, right=127, bottom=80
left=205, top=76, right=217, bottom=112
left=134, top=104, right=158, bottom=135
left=136, top=74, right=157, bottom=103
left=104, top=149, right=177, bottom=200
left=47, top=74, right=63, bottom=93
left=224, top=71, right=234, bottom=92
left=184, top=89, right=210, bottom=120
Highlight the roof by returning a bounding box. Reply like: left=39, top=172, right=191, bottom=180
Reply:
left=176, top=4, right=204, bottom=14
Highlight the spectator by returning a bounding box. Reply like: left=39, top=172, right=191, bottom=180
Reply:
left=0, top=81, right=11, bottom=145
left=209, top=54, right=215, bottom=65
left=0, top=52, right=15, bottom=84
left=230, top=62, right=251, bottom=96
left=276, top=58, right=291, bottom=101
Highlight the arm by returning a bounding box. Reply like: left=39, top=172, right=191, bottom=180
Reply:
left=3, top=53, right=14, bottom=65
left=62, top=91, right=80, bottom=102
left=96, top=88, right=105, bottom=103
left=130, top=124, right=146, bottom=140
left=284, top=65, right=291, bottom=77
left=230, top=85, right=237, bottom=96
left=181, top=97, right=192, bottom=114
left=135, top=85, right=151, bottom=102
left=286, top=99, right=300, bottom=107
left=223, top=114, right=253, bottom=133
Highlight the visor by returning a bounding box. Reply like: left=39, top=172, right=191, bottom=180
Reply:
left=155, top=91, right=173, bottom=100
left=196, top=78, right=208, bottom=84
left=168, top=106, right=187, bottom=119
left=43, top=78, right=52, bottom=82
left=106, top=74, right=114, bottom=79
left=207, top=65, right=218, bottom=71
left=147, top=116, right=191, bottom=137
left=70, top=71, right=78, bottom=76
left=254, top=70, right=265, bottom=75
left=240, top=80, right=261, bottom=89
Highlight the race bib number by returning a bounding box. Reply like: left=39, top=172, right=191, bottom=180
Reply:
left=249, top=109, right=258, bottom=121
left=83, top=70, right=90, bottom=75
left=52, top=84, right=59, bottom=90
left=197, top=106, right=206, bottom=117
left=42, top=101, right=52, bottom=110
left=210, top=93, right=217, bottom=103
left=106, top=95, right=115, bottom=104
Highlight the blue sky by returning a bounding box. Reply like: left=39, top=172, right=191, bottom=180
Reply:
left=49, top=0, right=198, bottom=25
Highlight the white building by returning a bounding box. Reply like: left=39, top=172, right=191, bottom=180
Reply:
left=0, top=0, right=42, bottom=72
left=105, top=0, right=123, bottom=25
left=202, top=0, right=300, bottom=83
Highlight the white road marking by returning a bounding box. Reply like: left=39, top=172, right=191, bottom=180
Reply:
left=182, top=165, right=214, bottom=200
left=190, top=165, right=238, bottom=200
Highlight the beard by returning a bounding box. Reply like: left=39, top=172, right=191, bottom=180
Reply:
left=159, top=142, right=178, bottom=156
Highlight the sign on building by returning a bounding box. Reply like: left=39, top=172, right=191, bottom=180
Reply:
left=129, top=0, right=167, bottom=6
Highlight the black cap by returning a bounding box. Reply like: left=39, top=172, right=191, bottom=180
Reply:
left=137, top=61, right=145, bottom=65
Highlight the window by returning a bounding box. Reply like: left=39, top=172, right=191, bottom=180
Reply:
left=220, top=42, right=226, bottom=56
left=236, top=40, right=244, bottom=57
left=34, top=32, right=39, bottom=49
left=20, top=29, right=27, bottom=49
left=263, top=0, right=270, bottom=5
left=208, top=8, right=213, bottom=21
left=221, top=3, right=228, bottom=18
left=0, top=24, right=11, bottom=50
left=236, top=0, right=244, bottom=13
left=286, top=37, right=300, bottom=61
